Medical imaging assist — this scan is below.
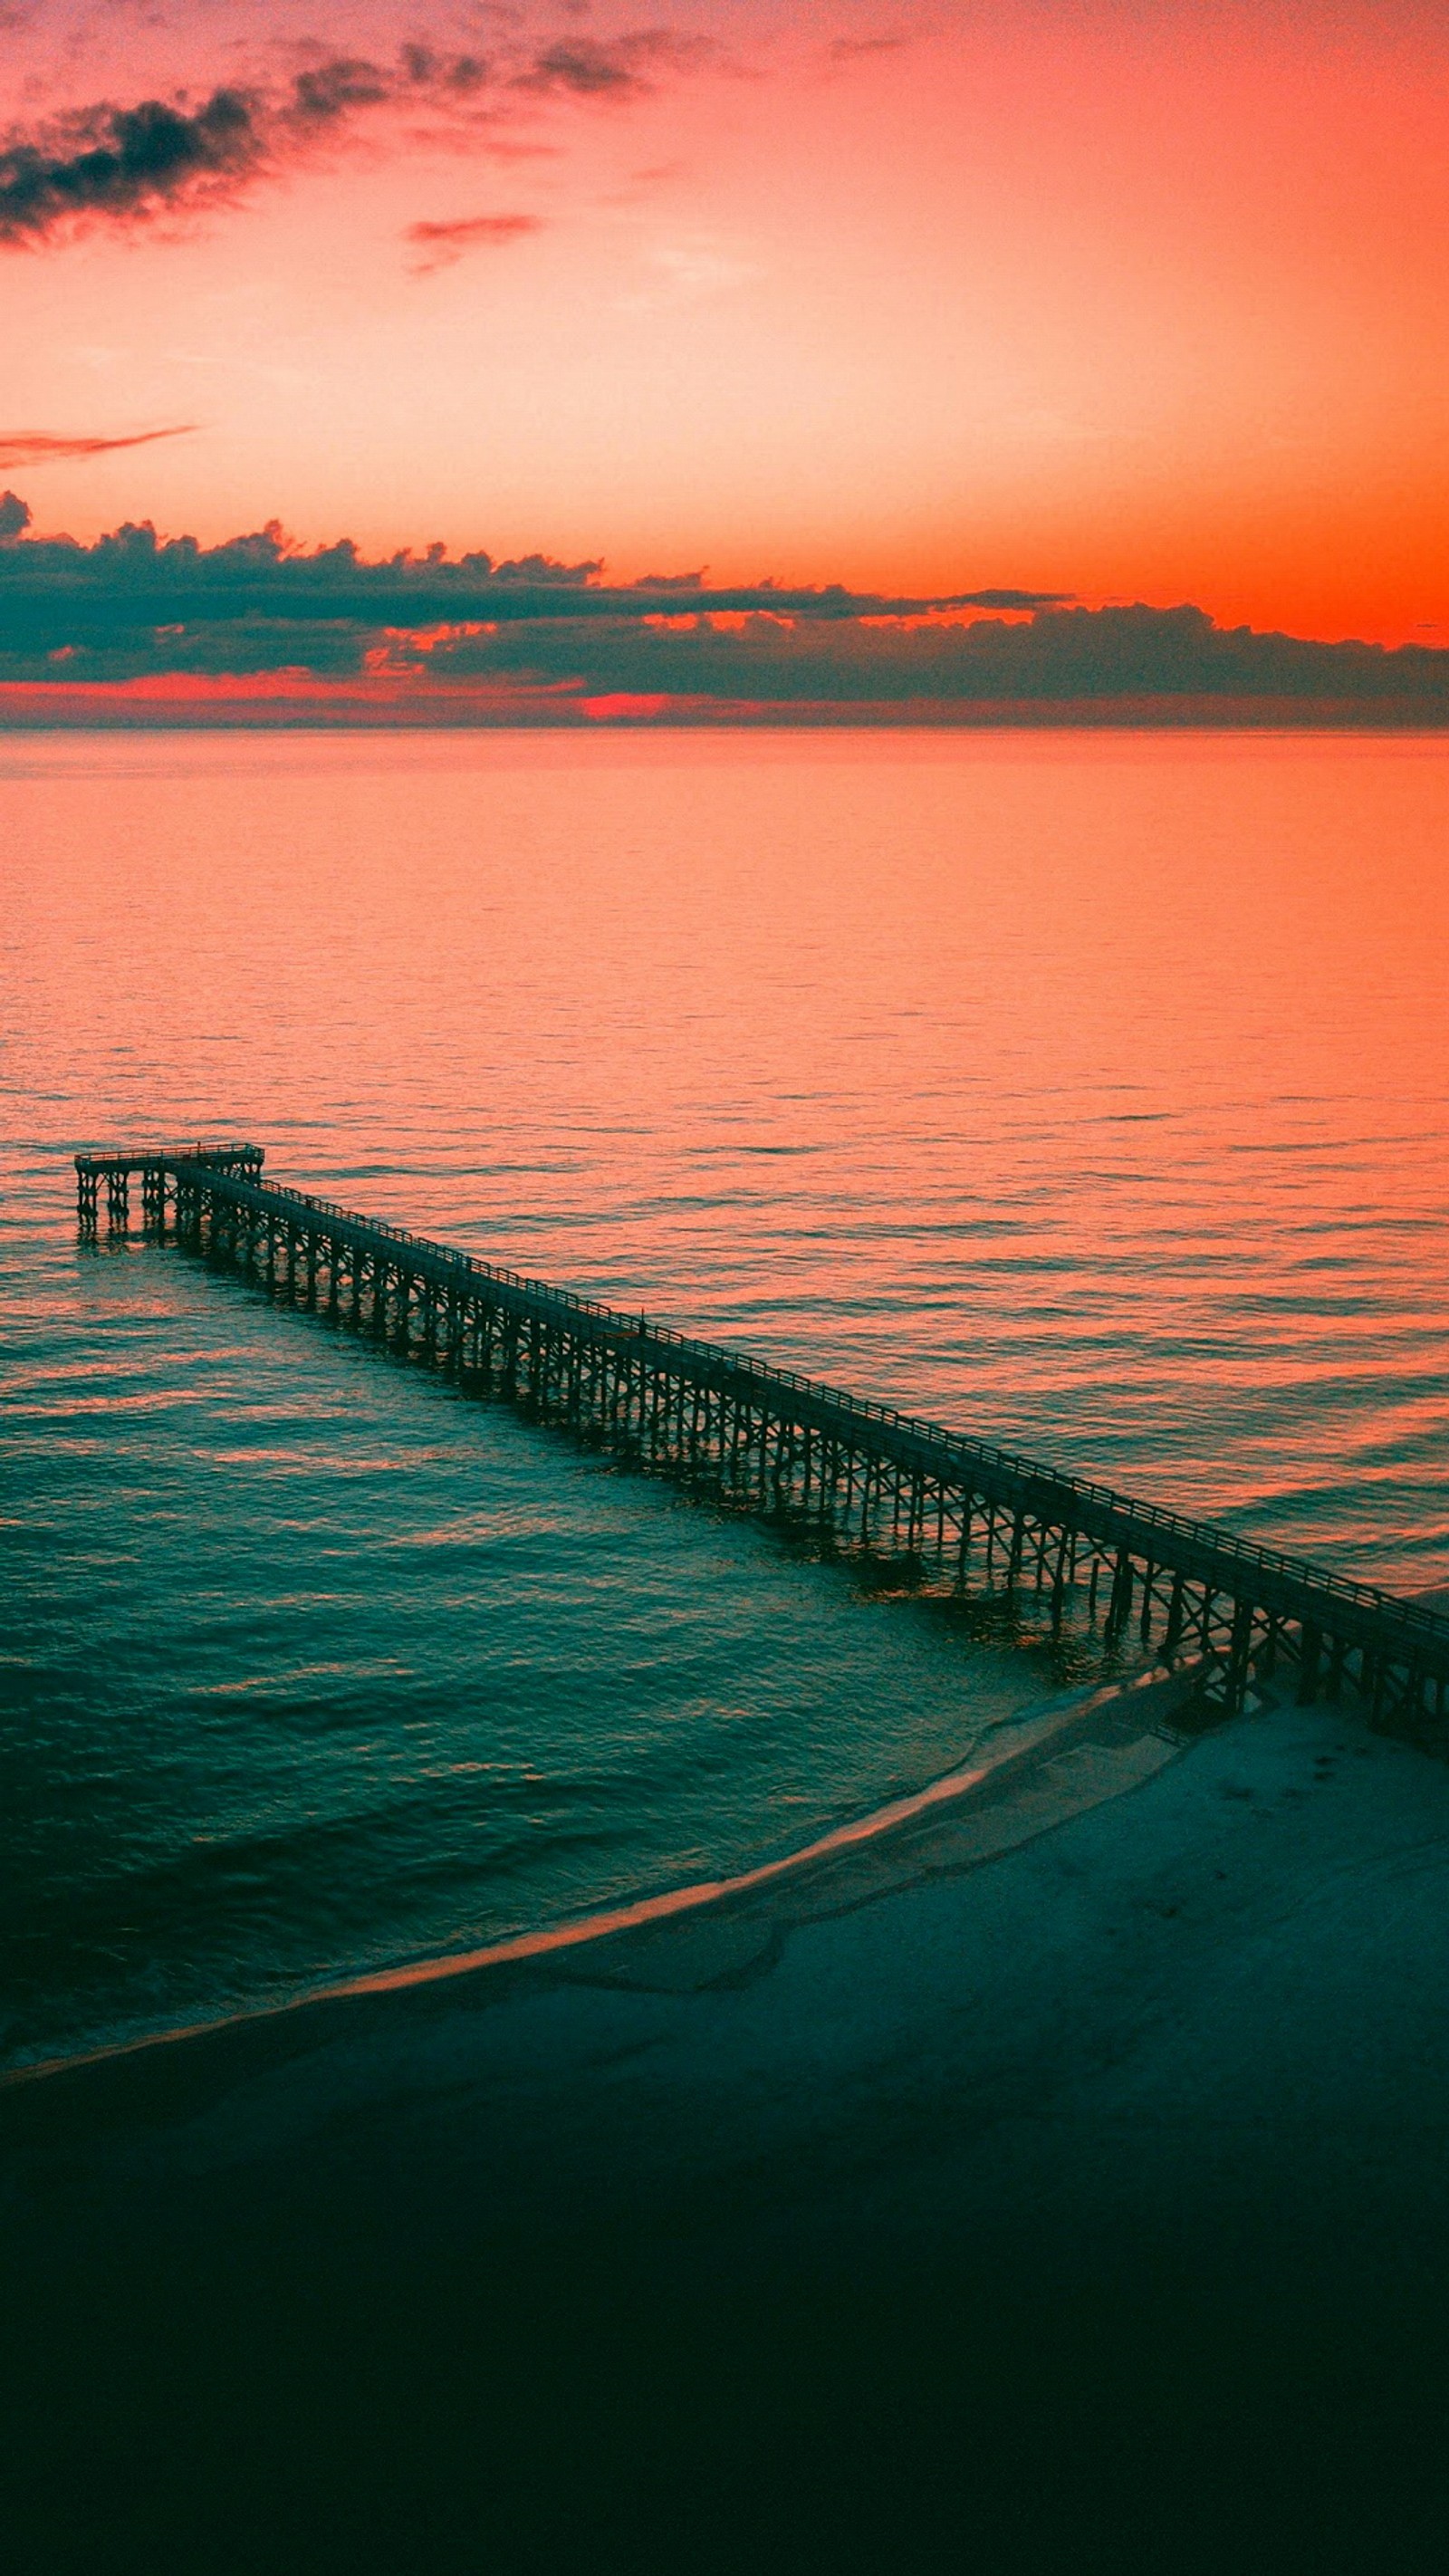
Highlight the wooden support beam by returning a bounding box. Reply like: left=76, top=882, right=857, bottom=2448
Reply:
left=85, top=1141, right=1448, bottom=1737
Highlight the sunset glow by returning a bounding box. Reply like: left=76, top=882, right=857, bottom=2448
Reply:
left=6, top=1, right=1449, bottom=661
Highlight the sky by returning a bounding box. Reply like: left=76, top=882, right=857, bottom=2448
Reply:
left=3, top=0, right=1449, bottom=712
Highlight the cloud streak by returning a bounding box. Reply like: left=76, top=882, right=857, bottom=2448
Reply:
left=403, top=212, right=543, bottom=274
left=828, top=35, right=910, bottom=61
left=0, top=31, right=708, bottom=246
left=0, top=425, right=197, bottom=467
left=515, top=34, right=705, bottom=100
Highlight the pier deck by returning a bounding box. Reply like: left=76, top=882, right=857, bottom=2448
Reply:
left=75, top=1141, right=1449, bottom=1734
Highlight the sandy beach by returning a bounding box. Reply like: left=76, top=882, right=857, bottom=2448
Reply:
left=7, top=1670, right=1449, bottom=2571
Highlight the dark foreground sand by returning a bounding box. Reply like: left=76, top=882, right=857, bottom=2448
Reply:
left=5, top=1679, right=1449, bottom=2573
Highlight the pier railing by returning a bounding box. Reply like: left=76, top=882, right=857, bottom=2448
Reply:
left=73, top=1141, right=1449, bottom=1722
left=168, top=1158, right=1449, bottom=1657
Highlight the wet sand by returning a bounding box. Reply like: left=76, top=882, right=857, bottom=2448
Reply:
left=6, top=1676, right=1449, bottom=2571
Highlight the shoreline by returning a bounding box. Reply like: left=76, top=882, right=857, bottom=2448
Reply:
left=3, top=1659, right=1202, bottom=2093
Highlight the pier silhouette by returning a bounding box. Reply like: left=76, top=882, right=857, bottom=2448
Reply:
left=76, top=1141, right=1449, bottom=1735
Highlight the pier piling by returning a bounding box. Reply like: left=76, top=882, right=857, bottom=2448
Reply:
left=72, top=1141, right=1449, bottom=1738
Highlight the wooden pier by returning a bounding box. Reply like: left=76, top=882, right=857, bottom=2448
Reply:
left=76, top=1141, right=1449, bottom=1736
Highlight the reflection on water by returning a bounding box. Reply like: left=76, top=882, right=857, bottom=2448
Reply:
left=3, top=729, right=1446, bottom=2068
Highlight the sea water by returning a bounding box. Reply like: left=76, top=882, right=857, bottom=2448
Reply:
left=4, top=728, right=1447, bottom=2070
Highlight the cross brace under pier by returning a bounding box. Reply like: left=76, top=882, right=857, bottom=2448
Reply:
left=76, top=1143, right=1449, bottom=1740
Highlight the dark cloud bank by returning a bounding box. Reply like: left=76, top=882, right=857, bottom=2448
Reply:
left=1, top=511, right=1444, bottom=726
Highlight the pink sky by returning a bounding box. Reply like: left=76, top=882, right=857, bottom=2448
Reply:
left=5, top=3, right=1449, bottom=643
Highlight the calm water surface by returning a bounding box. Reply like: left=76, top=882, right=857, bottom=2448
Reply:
left=4, top=729, right=1447, bottom=2070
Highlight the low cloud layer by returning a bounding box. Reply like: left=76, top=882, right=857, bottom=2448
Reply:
left=0, top=32, right=704, bottom=245
left=2, top=513, right=1445, bottom=724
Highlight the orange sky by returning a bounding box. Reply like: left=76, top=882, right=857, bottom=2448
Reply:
left=5, top=3, right=1449, bottom=642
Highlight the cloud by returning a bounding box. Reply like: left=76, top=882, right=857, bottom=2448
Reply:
left=828, top=34, right=910, bottom=59
left=404, top=599, right=1449, bottom=711
left=514, top=34, right=705, bottom=100
left=0, top=90, right=263, bottom=242
left=0, top=31, right=710, bottom=246
left=8, top=511, right=1437, bottom=727
left=287, top=55, right=395, bottom=124
left=0, top=512, right=1062, bottom=687
left=403, top=211, right=543, bottom=274
left=926, top=587, right=1046, bottom=611
left=0, top=425, right=197, bottom=466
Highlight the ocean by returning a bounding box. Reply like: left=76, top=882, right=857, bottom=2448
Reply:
left=5, top=726, right=1447, bottom=2071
